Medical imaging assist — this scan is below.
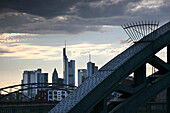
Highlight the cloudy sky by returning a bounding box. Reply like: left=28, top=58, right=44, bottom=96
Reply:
left=0, top=0, right=169, bottom=87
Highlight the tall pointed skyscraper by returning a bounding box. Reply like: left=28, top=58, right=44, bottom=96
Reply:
left=63, top=43, right=75, bottom=86
left=52, top=68, right=58, bottom=85
left=63, top=47, right=69, bottom=85
left=52, top=68, right=64, bottom=88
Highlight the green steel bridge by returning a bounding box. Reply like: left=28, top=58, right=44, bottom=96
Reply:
left=49, top=21, right=170, bottom=113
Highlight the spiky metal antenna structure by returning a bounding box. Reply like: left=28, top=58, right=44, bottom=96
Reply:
left=122, top=20, right=159, bottom=43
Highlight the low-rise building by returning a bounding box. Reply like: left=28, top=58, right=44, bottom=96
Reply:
left=48, top=90, right=68, bottom=102
left=37, top=90, right=48, bottom=102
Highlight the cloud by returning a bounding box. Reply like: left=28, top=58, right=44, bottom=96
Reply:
left=0, top=43, right=62, bottom=60
left=0, top=0, right=169, bottom=34
left=129, top=0, right=164, bottom=12
left=0, top=48, right=13, bottom=54
left=0, top=0, right=79, bottom=18
left=0, top=33, right=35, bottom=45
left=0, top=40, right=129, bottom=61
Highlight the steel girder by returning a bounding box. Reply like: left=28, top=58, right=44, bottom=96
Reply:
left=110, top=72, right=170, bottom=113
left=107, top=54, right=170, bottom=113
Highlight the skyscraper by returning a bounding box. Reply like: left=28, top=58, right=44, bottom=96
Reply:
left=63, top=48, right=69, bottom=85
left=78, top=55, right=98, bottom=87
left=37, top=73, right=48, bottom=87
left=21, top=69, right=48, bottom=98
left=52, top=68, right=58, bottom=85
left=68, top=60, right=75, bottom=86
left=63, top=47, right=75, bottom=86
left=87, top=62, right=98, bottom=77
left=52, top=68, right=64, bottom=88
left=78, top=69, right=87, bottom=86
left=87, top=54, right=98, bottom=77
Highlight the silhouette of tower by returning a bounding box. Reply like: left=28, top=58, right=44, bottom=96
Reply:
left=52, top=68, right=58, bottom=86
left=63, top=42, right=75, bottom=86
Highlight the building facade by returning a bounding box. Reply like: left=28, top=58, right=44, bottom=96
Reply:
left=68, top=60, right=75, bottom=86
left=63, top=47, right=75, bottom=87
left=87, top=61, right=98, bottom=77
left=52, top=68, right=64, bottom=88
left=48, top=90, right=68, bottom=102
left=37, top=90, right=48, bottom=102
left=77, top=60, right=98, bottom=87
left=52, top=68, right=58, bottom=87
left=78, top=69, right=87, bottom=86
left=37, top=73, right=48, bottom=87
left=21, top=69, right=48, bottom=98
left=63, top=48, right=69, bottom=85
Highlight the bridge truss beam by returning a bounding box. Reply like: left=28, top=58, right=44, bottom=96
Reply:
left=110, top=72, right=170, bottom=113
left=49, top=22, right=170, bottom=113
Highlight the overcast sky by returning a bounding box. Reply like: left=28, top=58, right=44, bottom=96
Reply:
left=0, top=0, right=169, bottom=88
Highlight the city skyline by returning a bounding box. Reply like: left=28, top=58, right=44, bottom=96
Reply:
left=0, top=0, right=169, bottom=88
left=0, top=26, right=131, bottom=87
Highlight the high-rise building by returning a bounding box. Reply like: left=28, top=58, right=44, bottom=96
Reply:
left=78, top=69, right=87, bottom=86
left=87, top=54, right=98, bottom=77
left=63, top=47, right=75, bottom=86
left=21, top=69, right=48, bottom=98
left=87, top=61, right=98, bottom=77
left=63, top=48, right=69, bottom=85
left=78, top=55, right=98, bottom=87
left=52, top=68, right=58, bottom=85
left=68, top=60, right=75, bottom=86
left=37, top=73, right=48, bottom=87
left=52, top=68, right=64, bottom=88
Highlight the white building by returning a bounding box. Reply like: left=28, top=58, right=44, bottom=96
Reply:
left=48, top=90, right=68, bottom=102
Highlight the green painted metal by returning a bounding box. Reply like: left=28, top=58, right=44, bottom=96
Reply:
left=110, top=72, right=170, bottom=113
left=108, top=82, right=147, bottom=112
left=108, top=39, right=170, bottom=113
left=134, top=64, right=146, bottom=86
left=108, top=42, right=170, bottom=112
left=68, top=25, right=170, bottom=113
left=148, top=55, right=170, bottom=73
left=91, top=99, right=107, bottom=113
left=116, top=84, right=134, bottom=94
left=115, top=81, right=147, bottom=95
